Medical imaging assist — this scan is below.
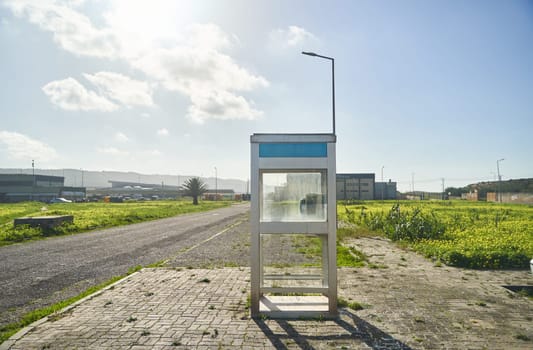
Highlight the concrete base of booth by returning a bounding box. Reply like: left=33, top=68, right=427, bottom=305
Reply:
left=258, top=295, right=337, bottom=319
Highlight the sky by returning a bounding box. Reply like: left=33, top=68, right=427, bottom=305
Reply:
left=0, top=0, right=532, bottom=192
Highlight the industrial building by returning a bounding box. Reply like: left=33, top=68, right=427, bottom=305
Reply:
left=336, top=173, right=375, bottom=200
left=336, top=174, right=397, bottom=200
left=87, top=180, right=181, bottom=200
left=374, top=180, right=398, bottom=200
left=0, top=174, right=85, bottom=203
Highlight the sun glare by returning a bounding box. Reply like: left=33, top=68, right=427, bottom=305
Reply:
left=107, top=0, right=190, bottom=43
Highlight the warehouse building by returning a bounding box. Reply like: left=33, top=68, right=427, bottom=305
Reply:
left=0, top=174, right=85, bottom=203
left=374, top=180, right=398, bottom=200
left=336, top=173, right=375, bottom=200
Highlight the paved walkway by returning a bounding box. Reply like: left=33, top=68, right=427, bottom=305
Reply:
left=2, top=238, right=532, bottom=349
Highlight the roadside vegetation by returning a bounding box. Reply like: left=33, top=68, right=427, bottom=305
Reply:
left=181, top=177, right=208, bottom=205
left=0, top=200, right=231, bottom=246
left=338, top=200, right=533, bottom=269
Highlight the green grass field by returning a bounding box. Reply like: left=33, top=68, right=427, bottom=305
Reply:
left=0, top=200, right=231, bottom=246
left=338, top=200, right=533, bottom=269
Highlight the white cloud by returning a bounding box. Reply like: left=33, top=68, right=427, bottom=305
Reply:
left=42, top=77, right=119, bottom=111
left=96, top=147, right=129, bottom=156
left=0, top=130, right=58, bottom=161
left=83, top=72, right=154, bottom=107
left=6, top=1, right=269, bottom=123
left=133, top=46, right=268, bottom=94
left=156, top=128, right=169, bottom=136
left=187, top=90, right=262, bottom=124
left=114, top=132, right=129, bottom=142
left=268, top=25, right=319, bottom=50
left=133, top=45, right=268, bottom=121
left=142, top=149, right=161, bottom=156
left=140, top=112, right=150, bottom=118
left=4, top=1, right=120, bottom=58
left=185, top=23, right=235, bottom=50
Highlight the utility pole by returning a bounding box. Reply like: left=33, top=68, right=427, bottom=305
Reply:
left=411, top=172, right=415, bottom=196
left=214, top=166, right=218, bottom=201
left=441, top=178, right=445, bottom=200
left=496, top=158, right=505, bottom=203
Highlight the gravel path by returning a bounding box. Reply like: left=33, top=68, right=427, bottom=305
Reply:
left=166, top=219, right=319, bottom=268
left=0, top=203, right=249, bottom=327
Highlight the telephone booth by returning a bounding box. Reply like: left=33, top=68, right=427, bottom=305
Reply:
left=250, top=133, right=337, bottom=318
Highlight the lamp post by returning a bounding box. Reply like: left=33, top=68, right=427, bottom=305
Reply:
left=31, top=159, right=35, bottom=201
left=214, top=166, right=218, bottom=201
left=302, top=51, right=335, bottom=135
left=496, top=158, right=504, bottom=203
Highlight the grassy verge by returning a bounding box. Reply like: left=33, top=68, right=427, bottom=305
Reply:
left=338, top=200, right=533, bottom=269
left=0, top=200, right=232, bottom=246
left=0, top=265, right=144, bottom=344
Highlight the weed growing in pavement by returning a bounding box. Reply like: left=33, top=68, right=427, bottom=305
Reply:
left=517, top=288, right=533, bottom=299
left=337, top=297, right=364, bottom=311
left=245, top=294, right=251, bottom=310
left=515, top=333, right=531, bottom=341
left=367, top=263, right=388, bottom=269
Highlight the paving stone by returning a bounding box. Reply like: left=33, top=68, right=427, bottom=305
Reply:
left=3, top=236, right=533, bottom=349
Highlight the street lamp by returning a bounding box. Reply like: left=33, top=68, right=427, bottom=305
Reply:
left=31, top=159, right=35, bottom=201
left=496, top=158, right=505, bottom=203
left=302, top=51, right=335, bottom=135
left=214, top=166, right=218, bottom=201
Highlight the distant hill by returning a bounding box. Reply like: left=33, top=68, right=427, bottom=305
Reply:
left=446, top=178, right=533, bottom=199
left=0, top=168, right=249, bottom=193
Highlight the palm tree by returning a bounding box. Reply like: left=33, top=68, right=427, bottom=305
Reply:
left=181, top=177, right=208, bottom=205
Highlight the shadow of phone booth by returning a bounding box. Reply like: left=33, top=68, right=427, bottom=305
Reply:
left=250, top=133, right=337, bottom=319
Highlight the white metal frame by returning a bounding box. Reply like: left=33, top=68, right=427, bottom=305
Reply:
left=250, top=133, right=337, bottom=318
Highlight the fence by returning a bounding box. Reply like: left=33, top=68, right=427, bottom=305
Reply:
left=486, top=192, right=533, bottom=204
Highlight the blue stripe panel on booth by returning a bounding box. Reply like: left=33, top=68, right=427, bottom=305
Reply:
left=259, top=143, right=327, bottom=158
